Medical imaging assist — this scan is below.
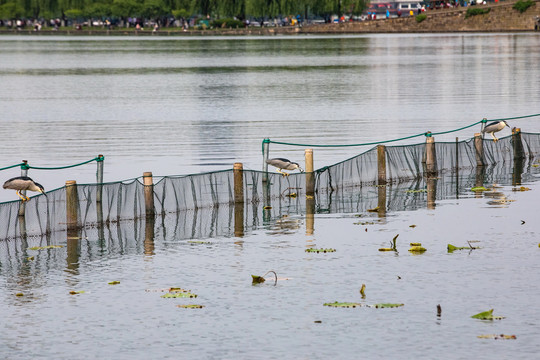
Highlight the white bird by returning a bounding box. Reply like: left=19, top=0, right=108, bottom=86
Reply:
left=482, top=120, right=510, bottom=142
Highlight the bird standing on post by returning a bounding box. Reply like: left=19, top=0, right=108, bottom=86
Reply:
left=266, top=158, right=304, bottom=176
left=482, top=120, right=510, bottom=142
left=3, top=176, right=47, bottom=202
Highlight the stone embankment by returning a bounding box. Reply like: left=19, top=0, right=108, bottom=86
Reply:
left=1, top=0, right=539, bottom=36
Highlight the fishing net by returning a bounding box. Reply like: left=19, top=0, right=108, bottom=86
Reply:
left=0, top=133, right=539, bottom=242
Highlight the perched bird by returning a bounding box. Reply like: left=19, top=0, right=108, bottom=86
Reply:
left=482, top=120, right=510, bottom=142
left=3, top=176, right=47, bottom=202
left=266, top=158, right=304, bottom=176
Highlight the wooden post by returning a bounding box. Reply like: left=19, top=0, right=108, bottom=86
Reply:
left=17, top=160, right=29, bottom=217
left=305, top=148, right=314, bottom=197
left=233, top=163, right=244, bottom=237
left=306, top=196, right=315, bottom=235
left=474, top=133, right=484, bottom=167
left=427, top=177, right=436, bottom=210
left=66, top=180, right=79, bottom=230
left=425, top=136, right=437, bottom=176
left=377, top=145, right=386, bottom=185
left=455, top=137, right=459, bottom=199
left=96, top=154, right=104, bottom=203
left=512, top=128, right=524, bottom=186
left=144, top=216, right=155, bottom=256
left=234, top=163, right=244, bottom=204
left=262, top=139, right=270, bottom=183
left=376, top=145, right=387, bottom=216
left=143, top=172, right=155, bottom=218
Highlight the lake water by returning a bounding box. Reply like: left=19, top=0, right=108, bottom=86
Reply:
left=1, top=33, right=540, bottom=359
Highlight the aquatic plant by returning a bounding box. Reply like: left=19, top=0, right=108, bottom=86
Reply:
left=471, top=309, right=505, bottom=320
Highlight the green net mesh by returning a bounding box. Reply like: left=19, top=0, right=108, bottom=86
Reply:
left=1, top=133, right=539, bottom=242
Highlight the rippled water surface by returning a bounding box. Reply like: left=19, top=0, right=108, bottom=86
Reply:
left=1, top=33, right=540, bottom=359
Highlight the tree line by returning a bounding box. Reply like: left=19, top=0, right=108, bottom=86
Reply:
left=0, top=0, right=369, bottom=25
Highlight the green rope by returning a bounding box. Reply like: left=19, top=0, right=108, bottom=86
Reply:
left=0, top=163, right=26, bottom=172
left=262, top=113, right=540, bottom=149
left=488, top=113, right=540, bottom=122
left=28, top=156, right=104, bottom=170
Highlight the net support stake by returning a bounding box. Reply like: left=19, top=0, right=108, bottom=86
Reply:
left=474, top=133, right=484, bottom=167
left=305, top=149, right=314, bottom=197
left=425, top=136, right=437, bottom=176
left=66, top=180, right=79, bottom=230
left=377, top=145, right=386, bottom=185
left=512, top=128, right=524, bottom=186
left=233, top=162, right=244, bottom=238
left=18, top=160, right=28, bottom=217
left=262, top=139, right=270, bottom=183
left=96, top=154, right=104, bottom=203
left=143, top=172, right=155, bottom=218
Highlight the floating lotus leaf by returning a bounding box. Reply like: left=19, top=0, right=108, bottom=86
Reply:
left=108, top=281, right=120, bottom=285
left=367, top=206, right=380, bottom=212
left=15, top=293, right=24, bottom=297
left=161, top=292, right=197, bottom=298
left=368, top=303, right=404, bottom=308
left=187, top=241, right=212, bottom=245
left=378, top=248, right=394, bottom=252
left=409, top=224, right=417, bottom=228
left=251, top=275, right=265, bottom=284
left=28, top=245, right=64, bottom=251
left=26, top=256, right=34, bottom=261
left=477, top=334, right=516, bottom=340
left=406, top=189, right=427, bottom=193
left=408, top=246, right=426, bottom=252
left=354, top=221, right=376, bottom=225
left=252, top=271, right=278, bottom=285
left=512, top=186, right=531, bottom=191
left=286, top=193, right=297, bottom=198
left=410, top=242, right=422, bottom=246
left=324, top=301, right=362, bottom=308
left=177, top=304, right=204, bottom=309
left=471, top=309, right=505, bottom=320
left=324, top=301, right=404, bottom=308
left=69, top=290, right=85, bottom=295
left=305, top=248, right=336, bottom=253
left=471, top=186, right=490, bottom=192
left=532, top=164, right=540, bottom=168
left=263, top=206, right=272, bottom=209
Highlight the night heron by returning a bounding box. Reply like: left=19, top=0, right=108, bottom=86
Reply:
left=3, top=176, right=47, bottom=202
left=266, top=158, right=304, bottom=176
left=482, top=120, right=510, bottom=142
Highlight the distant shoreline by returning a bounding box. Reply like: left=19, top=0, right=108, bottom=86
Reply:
left=1, top=1, right=539, bottom=36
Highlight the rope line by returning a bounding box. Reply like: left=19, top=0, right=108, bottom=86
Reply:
left=262, top=114, right=540, bottom=150
left=0, top=156, right=104, bottom=172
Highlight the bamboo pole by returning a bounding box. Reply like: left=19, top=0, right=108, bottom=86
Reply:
left=96, top=154, right=104, bottom=203
left=425, top=136, right=437, bottom=176
left=512, top=128, right=524, bottom=186
left=18, top=160, right=28, bottom=217
left=377, top=145, right=386, bottom=186
left=262, top=139, right=270, bottom=183
left=474, top=133, right=484, bottom=167
left=234, top=163, right=244, bottom=204
left=305, top=148, right=314, bottom=197
left=66, top=180, right=79, bottom=230
left=143, top=172, right=155, bottom=217
left=233, top=163, right=244, bottom=237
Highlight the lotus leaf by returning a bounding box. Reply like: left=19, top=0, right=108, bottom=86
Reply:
left=477, top=334, right=516, bottom=340
left=305, top=248, right=336, bottom=253
left=471, top=309, right=505, bottom=320
left=177, top=304, right=204, bottom=309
